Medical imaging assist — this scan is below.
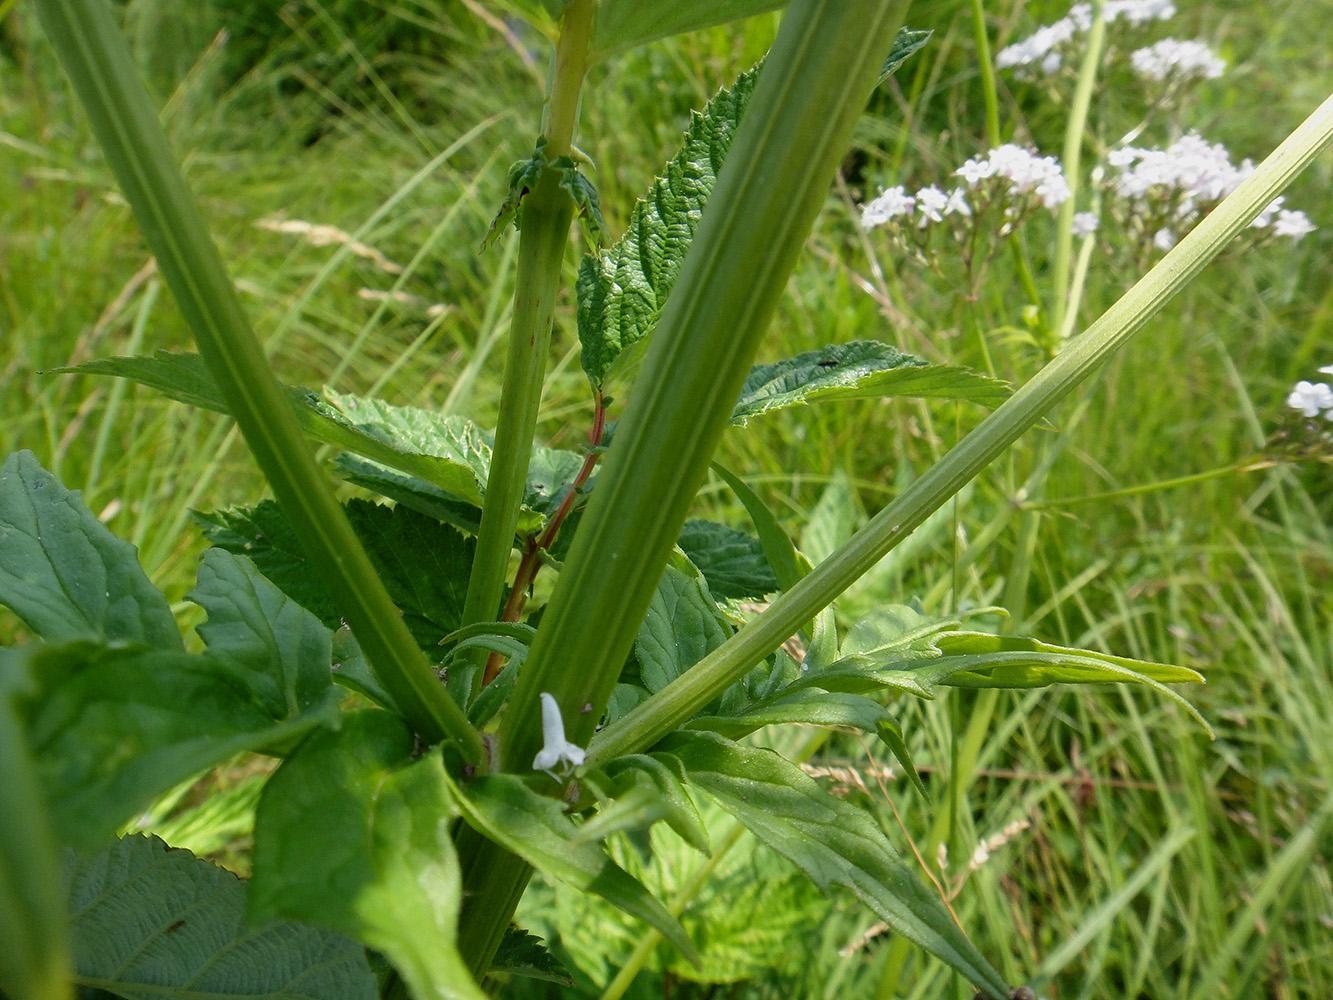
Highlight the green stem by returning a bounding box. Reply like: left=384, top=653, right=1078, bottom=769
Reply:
left=968, top=0, right=1000, bottom=148
left=588, top=88, right=1333, bottom=764
left=1050, top=2, right=1106, bottom=337
left=460, top=0, right=592, bottom=703
left=35, top=0, right=484, bottom=763
left=501, top=0, right=911, bottom=772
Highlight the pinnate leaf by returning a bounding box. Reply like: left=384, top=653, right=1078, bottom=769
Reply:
left=731, top=340, right=1009, bottom=426
left=0, top=450, right=180, bottom=650
left=447, top=771, right=701, bottom=966
left=657, top=731, right=1012, bottom=998
left=251, top=710, right=485, bottom=1000
left=65, top=834, right=376, bottom=1000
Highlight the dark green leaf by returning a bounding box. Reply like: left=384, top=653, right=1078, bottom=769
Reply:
left=251, top=711, right=485, bottom=1000
left=577, top=66, right=760, bottom=389
left=335, top=457, right=484, bottom=538
left=677, top=520, right=779, bottom=600
left=731, top=341, right=1009, bottom=426
left=189, top=549, right=335, bottom=719
left=0, top=691, right=70, bottom=1000
left=876, top=719, right=928, bottom=797
left=482, top=143, right=547, bottom=252
left=635, top=552, right=732, bottom=694
left=10, top=640, right=338, bottom=850
left=710, top=464, right=800, bottom=590
left=193, top=500, right=341, bottom=628
left=50, top=350, right=229, bottom=413
left=600, top=754, right=711, bottom=854
left=483, top=139, right=605, bottom=251
left=0, top=450, right=181, bottom=650
left=66, top=834, right=376, bottom=1000
left=448, top=772, right=700, bottom=966
left=491, top=927, right=574, bottom=987
left=199, top=499, right=477, bottom=651
left=878, top=27, right=933, bottom=83
left=659, top=731, right=1011, bottom=998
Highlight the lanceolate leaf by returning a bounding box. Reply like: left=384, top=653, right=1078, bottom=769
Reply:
left=577, top=66, right=759, bottom=389
left=447, top=772, right=701, bottom=966
left=251, top=711, right=486, bottom=1000
left=9, top=640, right=339, bottom=850
left=658, top=731, right=1012, bottom=998
left=731, top=340, right=1009, bottom=426
left=0, top=690, right=70, bottom=1000
left=685, top=689, right=891, bottom=740
left=65, top=834, right=376, bottom=1000
left=0, top=451, right=181, bottom=651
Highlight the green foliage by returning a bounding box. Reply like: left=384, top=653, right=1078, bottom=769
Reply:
left=655, top=730, right=1012, bottom=999
left=635, top=551, right=733, bottom=694
left=483, top=138, right=606, bottom=251
left=576, top=64, right=758, bottom=389
left=0, top=450, right=181, bottom=650
left=588, top=1, right=789, bottom=61
left=731, top=340, right=1010, bottom=426
left=251, top=711, right=485, bottom=1000
left=65, top=834, right=376, bottom=1000
left=0, top=695, right=70, bottom=1000
left=491, top=926, right=575, bottom=987
left=447, top=771, right=701, bottom=966
left=677, top=519, right=780, bottom=599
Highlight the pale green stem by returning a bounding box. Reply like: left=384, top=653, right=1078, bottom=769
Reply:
left=968, top=0, right=1000, bottom=148
left=460, top=0, right=592, bottom=703
left=1051, top=2, right=1106, bottom=337
left=35, top=0, right=483, bottom=763
left=589, top=88, right=1333, bottom=765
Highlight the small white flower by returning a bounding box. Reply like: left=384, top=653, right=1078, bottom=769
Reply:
left=915, top=185, right=949, bottom=225
left=532, top=692, right=586, bottom=774
left=1071, top=211, right=1099, bottom=237
left=1287, top=381, right=1333, bottom=418
left=1153, top=228, right=1177, bottom=251
left=1131, top=38, right=1226, bottom=81
left=861, top=185, right=915, bottom=228
left=944, top=186, right=973, bottom=217
left=1272, top=209, right=1316, bottom=241
left=1319, top=365, right=1333, bottom=376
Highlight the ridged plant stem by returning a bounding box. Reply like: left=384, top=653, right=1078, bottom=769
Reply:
left=589, top=87, right=1333, bottom=765
left=459, top=0, right=591, bottom=703
left=35, top=0, right=483, bottom=763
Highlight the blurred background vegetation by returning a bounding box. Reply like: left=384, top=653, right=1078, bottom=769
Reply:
left=1, top=1, right=1330, bottom=997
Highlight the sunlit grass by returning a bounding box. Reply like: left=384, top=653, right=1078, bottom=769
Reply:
left=3, top=0, right=1330, bottom=996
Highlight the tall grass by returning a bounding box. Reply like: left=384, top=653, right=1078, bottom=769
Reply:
left=3, top=0, right=1330, bottom=996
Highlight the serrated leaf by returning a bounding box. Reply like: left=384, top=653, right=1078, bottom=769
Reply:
left=447, top=771, right=700, bottom=966
left=731, top=341, right=1010, bottom=426
left=635, top=551, right=733, bottom=694
left=9, top=640, right=338, bottom=850
left=0, top=692, right=71, bottom=1000
left=677, top=520, right=779, bottom=600
left=589, top=0, right=789, bottom=59
left=483, top=139, right=606, bottom=251
left=577, top=66, right=760, bottom=389
left=189, top=549, right=336, bottom=719
left=878, top=27, right=933, bottom=83
left=194, top=501, right=342, bottom=629
left=250, top=711, right=485, bottom=1000
left=65, top=834, right=376, bottom=1000
left=658, top=731, right=1011, bottom=998
left=491, top=926, right=574, bottom=987
left=199, top=499, right=477, bottom=651
left=0, top=450, right=181, bottom=651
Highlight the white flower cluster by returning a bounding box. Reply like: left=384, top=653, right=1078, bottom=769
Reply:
left=997, top=0, right=1177, bottom=73
left=955, top=144, right=1072, bottom=209
left=860, top=145, right=1073, bottom=234
left=1107, top=133, right=1317, bottom=244
left=1130, top=38, right=1226, bottom=81
left=1288, top=366, right=1333, bottom=421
